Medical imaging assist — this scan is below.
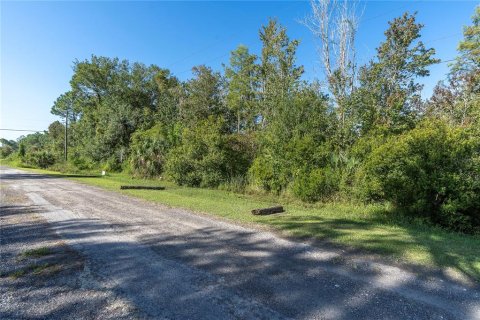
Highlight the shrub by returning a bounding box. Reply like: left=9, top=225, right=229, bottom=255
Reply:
left=360, top=120, right=480, bottom=232
left=248, top=134, right=324, bottom=195
left=70, top=152, right=95, bottom=171
left=0, top=145, right=13, bottom=158
left=224, top=133, right=256, bottom=178
left=248, top=154, right=289, bottom=194
left=18, top=143, right=26, bottom=158
left=129, top=124, right=178, bottom=178
left=26, top=151, right=56, bottom=169
left=102, top=156, right=123, bottom=172
left=292, top=166, right=340, bottom=202
left=165, top=118, right=252, bottom=188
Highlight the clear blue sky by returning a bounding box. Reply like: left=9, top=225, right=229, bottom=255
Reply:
left=1, top=0, right=477, bottom=140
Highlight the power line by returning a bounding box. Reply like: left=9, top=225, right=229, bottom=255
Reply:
left=0, top=128, right=43, bottom=132
left=436, top=59, right=456, bottom=64
left=167, top=35, right=237, bottom=69
left=171, top=0, right=432, bottom=79
left=424, top=33, right=461, bottom=45
left=169, top=1, right=303, bottom=77
left=176, top=52, right=232, bottom=77
left=359, top=1, right=417, bottom=24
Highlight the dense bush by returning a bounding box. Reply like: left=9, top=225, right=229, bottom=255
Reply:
left=0, top=145, right=14, bottom=158
left=249, top=133, right=357, bottom=201
left=165, top=118, right=252, bottom=188
left=102, top=156, right=124, bottom=172
left=249, top=134, right=325, bottom=194
left=360, top=120, right=480, bottom=232
left=18, top=143, right=26, bottom=158
left=0, top=139, right=17, bottom=158
left=292, top=166, right=339, bottom=202
left=224, top=133, right=256, bottom=178
left=69, top=150, right=96, bottom=171
left=248, top=153, right=290, bottom=194
left=26, top=151, right=56, bottom=169
left=129, top=124, right=179, bottom=178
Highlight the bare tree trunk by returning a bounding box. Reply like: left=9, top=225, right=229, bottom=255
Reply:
left=303, top=0, right=361, bottom=147
left=302, top=0, right=361, bottom=104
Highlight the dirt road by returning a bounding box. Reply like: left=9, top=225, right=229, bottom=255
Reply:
left=1, top=167, right=479, bottom=319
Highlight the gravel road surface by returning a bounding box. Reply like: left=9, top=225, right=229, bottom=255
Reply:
left=1, top=166, right=479, bottom=319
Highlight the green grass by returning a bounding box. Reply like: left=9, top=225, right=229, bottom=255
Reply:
left=31, top=263, right=55, bottom=275
left=9, top=269, right=27, bottom=279
left=3, top=162, right=480, bottom=281
left=21, top=247, right=52, bottom=258
left=8, top=263, right=57, bottom=279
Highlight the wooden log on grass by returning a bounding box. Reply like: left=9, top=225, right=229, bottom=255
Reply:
left=251, top=206, right=284, bottom=215
left=120, top=186, right=165, bottom=190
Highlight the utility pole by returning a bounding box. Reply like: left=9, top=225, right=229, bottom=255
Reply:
left=64, top=109, right=68, bottom=162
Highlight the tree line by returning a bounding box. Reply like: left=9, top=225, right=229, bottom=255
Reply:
left=3, top=4, right=479, bottom=233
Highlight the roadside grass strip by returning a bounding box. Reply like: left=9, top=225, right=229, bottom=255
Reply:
left=3, top=164, right=479, bottom=282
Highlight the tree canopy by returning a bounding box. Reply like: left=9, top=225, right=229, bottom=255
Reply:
left=7, top=10, right=480, bottom=233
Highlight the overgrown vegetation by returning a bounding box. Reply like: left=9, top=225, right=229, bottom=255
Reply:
left=2, top=5, right=479, bottom=234
left=5, top=167, right=479, bottom=280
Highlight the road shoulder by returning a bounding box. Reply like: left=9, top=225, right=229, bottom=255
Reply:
left=0, top=185, right=140, bottom=319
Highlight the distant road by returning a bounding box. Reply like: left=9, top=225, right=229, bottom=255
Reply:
left=1, top=166, right=479, bottom=319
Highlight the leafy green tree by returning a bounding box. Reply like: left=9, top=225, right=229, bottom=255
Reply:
left=248, top=19, right=309, bottom=193
left=454, top=6, right=480, bottom=84
left=249, top=83, right=331, bottom=194
left=17, top=132, right=49, bottom=154
left=18, top=143, right=26, bottom=158
left=47, top=121, right=65, bottom=160
left=15, top=132, right=54, bottom=168
left=258, top=18, right=304, bottom=125
left=53, top=56, right=165, bottom=169
left=51, top=91, right=80, bottom=123
left=357, top=12, right=439, bottom=133
left=0, top=138, right=18, bottom=158
left=276, top=82, right=332, bottom=142
left=427, top=7, right=479, bottom=127
left=224, top=45, right=259, bottom=133
left=155, top=69, right=182, bottom=126
left=180, top=65, right=227, bottom=128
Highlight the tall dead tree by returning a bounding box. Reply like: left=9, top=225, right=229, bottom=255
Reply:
left=303, top=0, right=361, bottom=127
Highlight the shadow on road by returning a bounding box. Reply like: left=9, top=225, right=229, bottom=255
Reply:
left=2, top=200, right=478, bottom=319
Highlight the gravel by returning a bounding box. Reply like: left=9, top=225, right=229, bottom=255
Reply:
left=1, top=166, right=479, bottom=319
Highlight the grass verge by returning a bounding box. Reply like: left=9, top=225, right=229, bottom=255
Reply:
left=8, top=263, right=57, bottom=279
left=2, top=163, right=480, bottom=281
left=21, top=247, right=52, bottom=258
